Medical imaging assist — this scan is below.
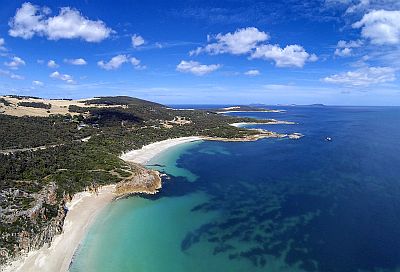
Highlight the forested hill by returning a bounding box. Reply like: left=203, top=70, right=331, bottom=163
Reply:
left=83, top=96, right=165, bottom=108
left=0, top=95, right=279, bottom=265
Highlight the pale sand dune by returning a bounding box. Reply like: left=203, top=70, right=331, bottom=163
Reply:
left=120, top=136, right=202, bottom=164
left=0, top=96, right=125, bottom=117
left=2, top=137, right=202, bottom=272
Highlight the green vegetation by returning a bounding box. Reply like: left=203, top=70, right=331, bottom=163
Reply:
left=0, top=95, right=273, bottom=264
left=0, top=115, right=94, bottom=149
left=17, top=101, right=52, bottom=109
left=7, top=95, right=41, bottom=100
left=84, top=96, right=163, bottom=107
left=0, top=98, right=12, bottom=106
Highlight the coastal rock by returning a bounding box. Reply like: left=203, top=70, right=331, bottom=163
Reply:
left=288, top=133, right=304, bottom=139
left=0, top=182, right=67, bottom=266
left=202, top=131, right=285, bottom=142
left=115, top=163, right=162, bottom=195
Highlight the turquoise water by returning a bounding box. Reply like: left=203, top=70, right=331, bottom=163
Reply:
left=70, top=106, right=400, bottom=272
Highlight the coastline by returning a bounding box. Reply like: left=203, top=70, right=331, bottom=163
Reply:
left=2, top=133, right=293, bottom=272
left=2, top=185, right=116, bottom=272
left=216, top=110, right=285, bottom=114
left=2, top=137, right=203, bottom=272
left=230, top=120, right=296, bottom=127
left=120, top=136, right=202, bottom=164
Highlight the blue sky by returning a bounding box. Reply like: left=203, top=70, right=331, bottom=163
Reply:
left=0, top=0, right=400, bottom=105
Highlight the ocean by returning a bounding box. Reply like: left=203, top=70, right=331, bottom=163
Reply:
left=70, top=106, right=400, bottom=272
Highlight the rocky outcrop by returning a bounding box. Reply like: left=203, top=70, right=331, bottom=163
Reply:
left=0, top=183, right=68, bottom=266
left=115, top=163, right=162, bottom=195
left=17, top=205, right=66, bottom=253
left=202, top=131, right=285, bottom=142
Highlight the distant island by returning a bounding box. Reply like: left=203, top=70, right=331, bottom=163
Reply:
left=0, top=95, right=301, bottom=271
left=309, top=103, right=326, bottom=107
left=214, top=105, right=285, bottom=113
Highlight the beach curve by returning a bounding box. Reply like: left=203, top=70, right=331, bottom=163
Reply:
left=2, top=137, right=202, bottom=272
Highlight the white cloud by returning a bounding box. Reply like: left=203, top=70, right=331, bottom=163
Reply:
left=345, top=0, right=370, bottom=14
left=98, top=55, right=127, bottom=70
left=47, top=60, right=59, bottom=68
left=98, top=55, right=142, bottom=70
left=130, top=57, right=140, bottom=66
left=50, top=71, right=75, bottom=84
left=335, top=47, right=352, bottom=57
left=338, top=40, right=362, bottom=48
left=323, top=66, right=396, bottom=86
left=190, top=27, right=269, bottom=56
left=334, top=39, right=363, bottom=57
left=190, top=27, right=316, bottom=68
left=0, top=38, right=6, bottom=51
left=130, top=57, right=146, bottom=69
left=244, top=69, right=260, bottom=76
left=353, top=10, right=400, bottom=45
left=176, top=60, right=221, bottom=76
left=0, top=69, right=24, bottom=80
left=32, top=80, right=44, bottom=86
left=64, top=58, right=87, bottom=65
left=251, top=44, right=318, bottom=68
left=131, top=34, right=145, bottom=47
left=4, top=57, right=25, bottom=69
left=9, top=2, right=112, bottom=42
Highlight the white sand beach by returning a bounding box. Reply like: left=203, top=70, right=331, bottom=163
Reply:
left=2, top=137, right=202, bottom=272
left=120, top=136, right=202, bottom=164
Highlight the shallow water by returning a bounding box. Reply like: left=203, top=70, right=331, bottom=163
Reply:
left=70, top=106, right=400, bottom=272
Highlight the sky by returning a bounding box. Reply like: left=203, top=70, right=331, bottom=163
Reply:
left=0, top=0, right=400, bottom=105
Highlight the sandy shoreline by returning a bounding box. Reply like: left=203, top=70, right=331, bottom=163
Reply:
left=120, top=136, right=202, bottom=164
left=2, top=137, right=203, bottom=272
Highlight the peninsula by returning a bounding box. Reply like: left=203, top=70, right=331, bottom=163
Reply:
left=0, top=95, right=299, bottom=271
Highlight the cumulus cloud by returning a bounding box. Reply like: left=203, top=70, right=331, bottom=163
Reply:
left=334, top=39, right=363, bottom=57
left=50, top=71, right=75, bottom=84
left=244, top=69, right=260, bottom=76
left=130, top=57, right=146, bottom=69
left=353, top=10, right=400, bottom=45
left=64, top=58, right=87, bottom=65
left=190, top=27, right=269, bottom=56
left=251, top=44, right=318, bottom=68
left=176, top=60, right=221, bottom=75
left=32, top=80, right=44, bottom=86
left=323, top=66, right=396, bottom=86
left=130, top=57, right=140, bottom=66
left=190, top=27, right=316, bottom=68
left=0, top=69, right=24, bottom=80
left=47, top=60, right=59, bottom=68
left=98, top=55, right=143, bottom=70
left=9, top=2, right=112, bottom=42
left=4, top=57, right=25, bottom=69
left=131, top=34, right=145, bottom=47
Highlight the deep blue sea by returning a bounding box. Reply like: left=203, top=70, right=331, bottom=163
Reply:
left=70, top=106, right=400, bottom=272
